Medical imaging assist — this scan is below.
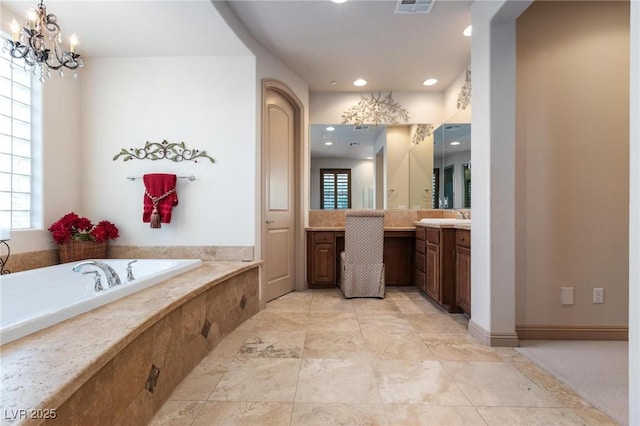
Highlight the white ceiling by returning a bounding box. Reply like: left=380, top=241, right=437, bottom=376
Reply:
left=226, top=0, right=472, bottom=93
left=2, top=0, right=472, bottom=160
left=1, top=0, right=251, bottom=58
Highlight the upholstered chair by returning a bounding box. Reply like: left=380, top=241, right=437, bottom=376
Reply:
left=339, top=209, right=385, bottom=298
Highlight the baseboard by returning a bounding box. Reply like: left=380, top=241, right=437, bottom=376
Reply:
left=516, top=325, right=628, bottom=341
left=468, top=320, right=519, bottom=347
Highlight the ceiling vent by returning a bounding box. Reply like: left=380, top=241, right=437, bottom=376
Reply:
left=349, top=142, right=361, bottom=147
left=354, top=125, right=370, bottom=131
left=395, top=0, right=436, bottom=14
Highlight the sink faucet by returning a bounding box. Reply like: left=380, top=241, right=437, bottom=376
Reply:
left=73, top=261, right=122, bottom=288
left=454, top=209, right=468, bottom=219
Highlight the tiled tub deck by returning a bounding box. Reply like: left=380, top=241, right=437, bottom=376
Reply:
left=0, top=261, right=261, bottom=426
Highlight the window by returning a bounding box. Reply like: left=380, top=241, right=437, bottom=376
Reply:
left=432, top=167, right=440, bottom=208
left=0, top=38, right=34, bottom=229
left=320, top=168, right=351, bottom=209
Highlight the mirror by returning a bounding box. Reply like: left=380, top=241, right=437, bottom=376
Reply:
left=433, top=111, right=471, bottom=209
left=309, top=116, right=470, bottom=210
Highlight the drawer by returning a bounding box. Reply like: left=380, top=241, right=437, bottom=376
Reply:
left=415, top=226, right=426, bottom=241
left=456, top=229, right=470, bottom=248
left=313, top=232, right=334, bottom=243
left=415, top=239, right=426, bottom=254
left=426, top=228, right=440, bottom=244
left=415, top=252, right=425, bottom=272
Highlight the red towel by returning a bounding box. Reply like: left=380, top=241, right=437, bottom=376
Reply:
left=143, top=174, right=178, bottom=227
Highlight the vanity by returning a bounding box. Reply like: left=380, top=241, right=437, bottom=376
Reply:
left=414, top=218, right=471, bottom=313
left=306, top=228, right=415, bottom=288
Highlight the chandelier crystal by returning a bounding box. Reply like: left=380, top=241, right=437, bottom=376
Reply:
left=3, top=0, right=83, bottom=82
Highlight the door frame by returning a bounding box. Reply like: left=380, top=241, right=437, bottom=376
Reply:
left=260, top=79, right=305, bottom=306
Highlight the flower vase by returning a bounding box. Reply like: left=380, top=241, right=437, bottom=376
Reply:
left=58, top=240, right=108, bottom=263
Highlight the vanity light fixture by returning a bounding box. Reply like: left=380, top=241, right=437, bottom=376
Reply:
left=326, top=126, right=335, bottom=131
left=450, top=141, right=461, bottom=146
left=423, top=78, right=438, bottom=86
left=353, top=78, right=367, bottom=87
left=463, top=25, right=472, bottom=37
left=3, top=0, right=83, bottom=81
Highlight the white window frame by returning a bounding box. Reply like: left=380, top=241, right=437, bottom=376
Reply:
left=0, top=34, right=42, bottom=230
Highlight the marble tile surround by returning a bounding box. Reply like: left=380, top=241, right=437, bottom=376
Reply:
left=5, top=245, right=253, bottom=273
left=150, top=287, right=618, bottom=426
left=308, top=209, right=469, bottom=228
left=0, top=261, right=261, bottom=426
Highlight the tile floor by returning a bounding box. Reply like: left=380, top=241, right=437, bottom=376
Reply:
left=150, top=287, right=618, bottom=425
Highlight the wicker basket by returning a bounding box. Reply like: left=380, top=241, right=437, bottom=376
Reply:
left=58, top=240, right=108, bottom=263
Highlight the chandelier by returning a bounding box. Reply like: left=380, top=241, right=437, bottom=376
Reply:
left=3, top=0, right=83, bottom=81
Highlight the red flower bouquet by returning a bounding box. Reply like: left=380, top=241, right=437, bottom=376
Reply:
left=48, top=212, right=119, bottom=244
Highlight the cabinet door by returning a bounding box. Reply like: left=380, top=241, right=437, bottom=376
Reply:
left=313, top=243, right=335, bottom=285
left=456, top=245, right=471, bottom=314
left=426, top=242, right=440, bottom=302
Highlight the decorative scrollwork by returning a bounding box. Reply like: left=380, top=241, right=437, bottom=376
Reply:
left=412, top=123, right=434, bottom=145
left=457, top=68, right=472, bottom=110
left=113, top=140, right=215, bottom=163
left=341, top=92, right=410, bottom=125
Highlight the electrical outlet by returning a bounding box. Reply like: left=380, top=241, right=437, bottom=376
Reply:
left=593, top=288, right=604, bottom=304
left=561, top=286, right=574, bottom=305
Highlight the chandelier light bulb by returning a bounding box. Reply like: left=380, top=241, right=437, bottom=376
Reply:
left=10, top=19, right=20, bottom=42
left=69, top=34, right=78, bottom=53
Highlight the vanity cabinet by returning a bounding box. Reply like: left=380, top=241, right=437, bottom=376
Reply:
left=306, top=229, right=414, bottom=289
left=307, top=231, right=336, bottom=286
left=416, top=225, right=460, bottom=313
left=415, top=227, right=426, bottom=292
left=455, top=229, right=471, bottom=315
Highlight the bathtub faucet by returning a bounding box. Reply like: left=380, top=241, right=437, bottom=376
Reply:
left=126, top=260, right=138, bottom=282
left=72, top=261, right=122, bottom=288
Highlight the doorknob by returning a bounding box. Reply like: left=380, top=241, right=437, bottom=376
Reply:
left=266, top=220, right=274, bottom=224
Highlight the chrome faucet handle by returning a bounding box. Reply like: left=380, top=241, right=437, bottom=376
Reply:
left=82, top=270, right=104, bottom=293
left=126, top=260, right=138, bottom=282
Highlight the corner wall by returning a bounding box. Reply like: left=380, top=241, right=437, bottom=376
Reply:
left=515, top=1, right=630, bottom=333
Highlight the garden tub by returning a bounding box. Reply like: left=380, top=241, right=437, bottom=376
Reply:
left=0, top=258, right=202, bottom=345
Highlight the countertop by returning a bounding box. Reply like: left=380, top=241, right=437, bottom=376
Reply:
left=414, top=220, right=472, bottom=230
left=0, top=261, right=262, bottom=425
left=305, top=227, right=416, bottom=231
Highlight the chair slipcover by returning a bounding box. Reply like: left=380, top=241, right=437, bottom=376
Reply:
left=339, top=210, right=385, bottom=298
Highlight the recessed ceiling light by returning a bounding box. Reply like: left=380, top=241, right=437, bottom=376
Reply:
left=324, top=141, right=333, bottom=146
left=366, top=156, right=373, bottom=160
left=332, top=0, right=348, bottom=3
left=450, top=141, right=461, bottom=146
left=326, top=126, right=335, bottom=131
left=422, top=78, right=438, bottom=86
left=463, top=25, right=472, bottom=37
left=330, top=81, right=338, bottom=86
left=353, top=78, right=367, bottom=87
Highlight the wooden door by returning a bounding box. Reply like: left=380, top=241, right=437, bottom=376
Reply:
left=426, top=242, right=440, bottom=302
left=264, top=88, right=295, bottom=302
left=456, top=245, right=471, bottom=314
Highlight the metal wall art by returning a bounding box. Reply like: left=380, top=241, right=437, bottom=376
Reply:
left=341, top=92, right=410, bottom=125
left=412, top=123, right=434, bottom=145
left=113, top=140, right=215, bottom=163
left=457, top=68, right=472, bottom=110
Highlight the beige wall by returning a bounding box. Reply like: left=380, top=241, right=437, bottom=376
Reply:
left=515, top=1, right=630, bottom=329
left=409, top=125, right=434, bottom=209
left=385, top=126, right=411, bottom=209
